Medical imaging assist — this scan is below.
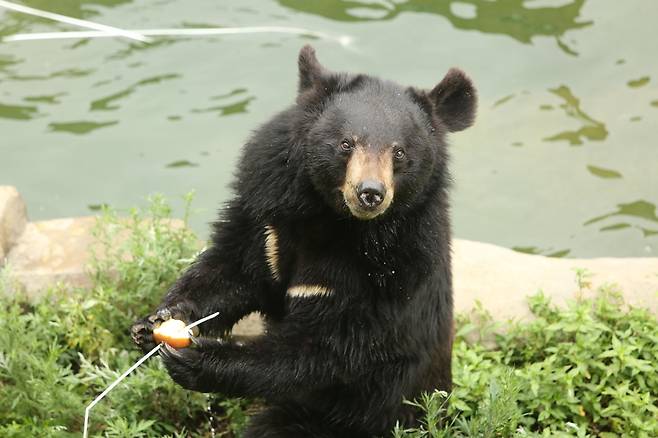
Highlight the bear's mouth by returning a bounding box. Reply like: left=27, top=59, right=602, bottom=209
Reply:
left=342, top=188, right=393, bottom=220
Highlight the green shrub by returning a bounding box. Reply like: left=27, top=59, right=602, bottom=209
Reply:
left=0, top=194, right=248, bottom=437
left=396, top=286, right=658, bottom=437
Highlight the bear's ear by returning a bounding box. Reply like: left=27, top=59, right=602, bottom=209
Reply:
left=298, top=44, right=326, bottom=93
left=428, top=68, right=477, bottom=132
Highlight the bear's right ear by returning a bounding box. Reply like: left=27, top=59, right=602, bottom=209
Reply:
left=298, top=44, right=326, bottom=93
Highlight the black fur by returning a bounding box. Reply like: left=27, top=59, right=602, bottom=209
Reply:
left=132, top=45, right=476, bottom=437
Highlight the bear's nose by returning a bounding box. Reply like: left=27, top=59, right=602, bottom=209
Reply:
left=357, top=180, right=386, bottom=209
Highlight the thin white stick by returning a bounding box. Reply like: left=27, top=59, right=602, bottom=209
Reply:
left=83, top=343, right=162, bottom=438
left=0, top=0, right=149, bottom=42
left=82, top=312, right=220, bottom=438
left=185, top=311, right=220, bottom=332
left=2, top=27, right=352, bottom=47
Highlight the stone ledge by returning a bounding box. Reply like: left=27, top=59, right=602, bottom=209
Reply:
left=3, top=214, right=186, bottom=301
left=4, top=217, right=97, bottom=300
left=453, top=239, right=658, bottom=321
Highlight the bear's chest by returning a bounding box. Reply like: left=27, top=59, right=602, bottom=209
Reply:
left=264, top=221, right=408, bottom=302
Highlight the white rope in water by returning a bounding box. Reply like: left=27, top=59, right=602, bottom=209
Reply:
left=1, top=26, right=353, bottom=47
left=0, top=0, right=149, bottom=42
left=82, top=312, right=220, bottom=438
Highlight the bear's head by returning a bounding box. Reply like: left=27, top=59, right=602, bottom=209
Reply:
left=296, top=45, right=476, bottom=221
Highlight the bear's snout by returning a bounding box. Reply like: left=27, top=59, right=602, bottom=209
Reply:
left=357, top=180, right=386, bottom=209
left=340, top=146, right=394, bottom=220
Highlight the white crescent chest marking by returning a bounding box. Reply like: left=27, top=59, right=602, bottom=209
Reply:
left=264, top=225, right=280, bottom=281
left=287, top=284, right=334, bottom=298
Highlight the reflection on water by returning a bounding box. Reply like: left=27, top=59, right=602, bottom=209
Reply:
left=8, top=68, right=94, bottom=81
left=0, top=55, right=20, bottom=71
left=492, top=93, right=514, bottom=108
left=191, top=97, right=255, bottom=117
left=91, top=74, right=180, bottom=111
left=107, top=39, right=178, bottom=61
left=652, top=100, right=658, bottom=107
left=586, top=165, right=622, bottom=179
left=24, top=93, right=67, bottom=104
left=542, top=85, right=607, bottom=146
left=192, top=88, right=255, bottom=117
left=48, top=120, right=118, bottom=134
left=0, top=102, right=39, bottom=120
left=91, top=89, right=133, bottom=111
left=627, top=76, right=650, bottom=88
left=87, top=203, right=110, bottom=211
left=643, top=229, right=658, bottom=237
left=212, top=88, right=249, bottom=100
left=166, top=160, right=199, bottom=168
left=600, top=223, right=630, bottom=232
left=586, top=200, right=658, bottom=224
left=278, top=0, right=591, bottom=54
left=585, top=200, right=658, bottom=237
left=512, top=246, right=570, bottom=258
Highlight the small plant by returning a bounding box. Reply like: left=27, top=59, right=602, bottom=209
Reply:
left=573, top=267, right=593, bottom=297
left=393, top=371, right=524, bottom=438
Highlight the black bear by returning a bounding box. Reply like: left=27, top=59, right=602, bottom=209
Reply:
left=131, top=45, right=476, bottom=437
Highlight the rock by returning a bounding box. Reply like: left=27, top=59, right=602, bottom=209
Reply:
left=4, top=216, right=186, bottom=301
left=5, top=217, right=97, bottom=299
left=0, top=186, right=28, bottom=261
left=453, top=239, right=658, bottom=321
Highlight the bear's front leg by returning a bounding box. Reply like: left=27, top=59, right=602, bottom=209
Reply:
left=158, top=335, right=341, bottom=398
left=131, top=244, right=266, bottom=352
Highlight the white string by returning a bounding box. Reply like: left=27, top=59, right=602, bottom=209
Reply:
left=185, top=311, right=220, bottom=332
left=1, top=26, right=353, bottom=47
left=82, top=312, right=220, bottom=438
left=82, top=343, right=162, bottom=438
left=0, top=0, right=149, bottom=42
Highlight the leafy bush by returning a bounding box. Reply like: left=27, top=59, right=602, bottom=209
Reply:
left=396, top=285, right=658, bottom=437
left=1, top=195, right=656, bottom=437
left=0, top=195, right=248, bottom=437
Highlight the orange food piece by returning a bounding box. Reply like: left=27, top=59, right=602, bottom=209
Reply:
left=153, top=319, right=191, bottom=349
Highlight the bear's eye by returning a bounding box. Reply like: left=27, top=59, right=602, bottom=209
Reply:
left=394, top=148, right=406, bottom=160
left=339, top=140, right=353, bottom=152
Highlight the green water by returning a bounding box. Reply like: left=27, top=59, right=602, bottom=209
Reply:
left=1, top=0, right=657, bottom=257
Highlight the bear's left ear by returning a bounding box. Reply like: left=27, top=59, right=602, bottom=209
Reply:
left=298, top=44, right=326, bottom=93
left=428, top=68, right=477, bottom=132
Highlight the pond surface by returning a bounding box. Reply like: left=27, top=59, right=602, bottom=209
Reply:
left=1, top=0, right=657, bottom=257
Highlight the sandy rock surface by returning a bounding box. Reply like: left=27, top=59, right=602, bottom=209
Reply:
left=453, top=239, right=658, bottom=321
left=4, top=216, right=98, bottom=299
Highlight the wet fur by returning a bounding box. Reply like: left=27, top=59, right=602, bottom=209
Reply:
left=133, top=45, right=476, bottom=437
